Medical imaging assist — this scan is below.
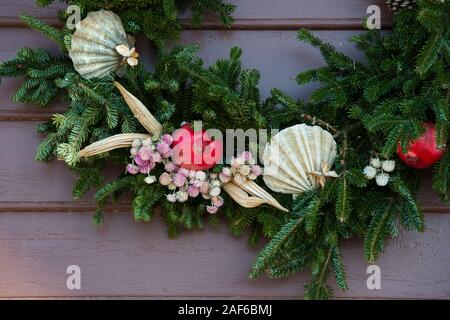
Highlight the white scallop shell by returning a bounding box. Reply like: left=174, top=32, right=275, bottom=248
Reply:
left=262, top=124, right=337, bottom=195
left=69, top=10, right=134, bottom=79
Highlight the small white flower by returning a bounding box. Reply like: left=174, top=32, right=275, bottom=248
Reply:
left=175, top=191, right=188, bottom=202
left=144, top=176, right=157, bottom=184
left=382, top=160, right=395, bottom=173
left=130, top=147, right=138, bottom=156
left=235, top=157, right=245, bottom=165
left=131, top=139, right=141, bottom=149
left=375, top=173, right=390, bottom=187
left=142, top=138, right=153, bottom=147
left=166, top=194, right=176, bottom=203
left=209, top=187, right=221, bottom=197
left=239, top=165, right=251, bottom=176
left=211, top=180, right=221, bottom=188
left=195, top=171, right=207, bottom=181
left=363, top=166, right=377, bottom=180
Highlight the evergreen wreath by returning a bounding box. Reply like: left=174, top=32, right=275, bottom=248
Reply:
left=0, top=0, right=448, bottom=299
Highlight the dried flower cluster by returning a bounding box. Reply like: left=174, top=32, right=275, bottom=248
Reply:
left=126, top=134, right=262, bottom=213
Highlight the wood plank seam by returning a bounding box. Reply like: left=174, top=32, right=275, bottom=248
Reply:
left=0, top=17, right=393, bottom=30
left=0, top=201, right=448, bottom=213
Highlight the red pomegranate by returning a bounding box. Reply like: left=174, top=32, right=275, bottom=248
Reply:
left=171, top=123, right=223, bottom=171
left=397, top=122, right=446, bottom=169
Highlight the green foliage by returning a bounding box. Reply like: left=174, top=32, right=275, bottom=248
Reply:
left=37, top=0, right=235, bottom=47
left=335, top=175, right=350, bottom=223
left=364, top=201, right=394, bottom=263
left=132, top=182, right=164, bottom=222
left=0, top=0, right=447, bottom=301
left=20, top=14, right=67, bottom=50
left=250, top=0, right=448, bottom=299
left=249, top=217, right=304, bottom=279
left=1, top=10, right=285, bottom=239
left=72, top=163, right=104, bottom=199
left=0, top=47, right=72, bottom=106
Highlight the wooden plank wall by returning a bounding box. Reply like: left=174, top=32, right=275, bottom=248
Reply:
left=0, top=0, right=448, bottom=299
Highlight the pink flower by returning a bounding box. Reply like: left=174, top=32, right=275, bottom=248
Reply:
left=134, top=154, right=146, bottom=166
left=239, top=151, right=252, bottom=162
left=212, top=196, right=224, bottom=207
left=139, top=161, right=155, bottom=174
left=152, top=152, right=162, bottom=163
left=219, top=173, right=232, bottom=183
left=222, top=167, right=232, bottom=176
left=157, top=142, right=171, bottom=156
left=161, top=151, right=172, bottom=159
left=251, top=165, right=262, bottom=176
left=191, top=180, right=202, bottom=188
left=178, top=168, right=190, bottom=177
left=187, top=185, right=200, bottom=198
left=162, top=134, right=173, bottom=145
left=159, top=172, right=172, bottom=186
left=173, top=173, right=187, bottom=187
left=148, top=159, right=156, bottom=170
left=138, top=146, right=153, bottom=161
left=199, top=181, right=210, bottom=194
left=139, top=166, right=150, bottom=174
left=188, top=170, right=197, bottom=180
left=165, top=161, right=177, bottom=173
left=207, top=206, right=219, bottom=214
left=126, top=164, right=139, bottom=175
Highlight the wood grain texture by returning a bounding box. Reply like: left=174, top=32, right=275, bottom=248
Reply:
left=0, top=0, right=393, bottom=29
left=0, top=29, right=364, bottom=117
left=0, top=0, right=448, bottom=300
left=0, top=212, right=448, bottom=298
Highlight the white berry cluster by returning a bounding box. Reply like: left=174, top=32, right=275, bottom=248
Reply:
left=363, top=157, right=396, bottom=187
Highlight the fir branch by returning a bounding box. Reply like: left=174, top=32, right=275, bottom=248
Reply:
left=20, top=14, right=65, bottom=49
left=304, top=247, right=333, bottom=300
left=331, top=244, right=348, bottom=291
left=249, top=217, right=303, bottom=279
left=364, top=200, right=394, bottom=263
left=391, top=176, right=424, bottom=232
left=335, top=175, right=350, bottom=223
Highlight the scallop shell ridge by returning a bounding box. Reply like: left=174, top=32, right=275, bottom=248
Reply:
left=69, top=10, right=131, bottom=79
left=262, top=124, right=337, bottom=195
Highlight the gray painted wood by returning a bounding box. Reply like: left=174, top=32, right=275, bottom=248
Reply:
left=0, top=0, right=448, bottom=299
left=0, top=212, right=448, bottom=298
left=1, top=29, right=365, bottom=115
left=0, top=0, right=393, bottom=26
